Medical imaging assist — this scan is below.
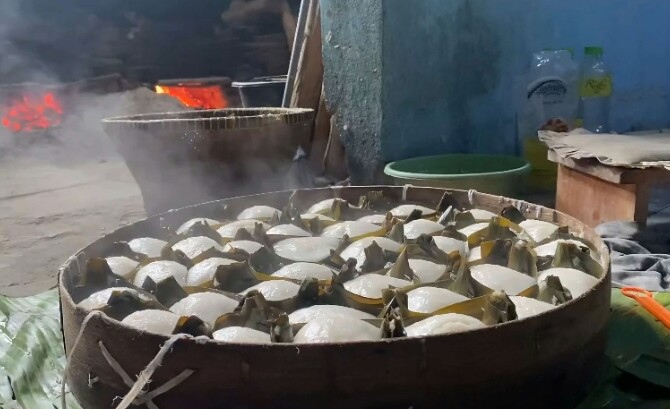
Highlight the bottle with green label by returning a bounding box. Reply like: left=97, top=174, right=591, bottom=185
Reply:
left=579, top=46, right=612, bottom=133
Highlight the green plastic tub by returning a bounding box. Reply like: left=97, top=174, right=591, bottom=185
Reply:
left=384, top=154, right=531, bottom=196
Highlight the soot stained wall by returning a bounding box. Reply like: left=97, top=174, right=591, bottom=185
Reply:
left=0, top=0, right=290, bottom=85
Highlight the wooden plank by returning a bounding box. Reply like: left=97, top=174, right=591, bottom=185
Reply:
left=307, top=84, right=330, bottom=173
left=556, top=164, right=650, bottom=227
left=547, top=150, right=670, bottom=185
left=290, top=0, right=323, bottom=110
left=286, top=0, right=347, bottom=181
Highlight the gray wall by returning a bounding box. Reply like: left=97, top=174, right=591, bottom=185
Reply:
left=320, top=0, right=384, bottom=183
left=321, top=0, right=670, bottom=181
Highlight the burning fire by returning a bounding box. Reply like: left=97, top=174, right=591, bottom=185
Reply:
left=1, top=92, right=64, bottom=132
left=155, top=85, right=229, bottom=109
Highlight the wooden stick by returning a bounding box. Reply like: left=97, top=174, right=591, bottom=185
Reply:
left=308, top=84, right=331, bottom=173
left=282, top=0, right=311, bottom=107
left=323, top=114, right=348, bottom=180
left=286, top=0, right=348, bottom=181
left=290, top=0, right=323, bottom=110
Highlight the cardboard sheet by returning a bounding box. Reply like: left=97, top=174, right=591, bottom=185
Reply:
left=538, top=128, right=670, bottom=170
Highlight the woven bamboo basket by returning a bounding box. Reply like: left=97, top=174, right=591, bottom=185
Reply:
left=59, top=186, right=611, bottom=409
left=102, top=108, right=314, bottom=215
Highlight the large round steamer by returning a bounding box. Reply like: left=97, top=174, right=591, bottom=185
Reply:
left=59, top=187, right=611, bottom=409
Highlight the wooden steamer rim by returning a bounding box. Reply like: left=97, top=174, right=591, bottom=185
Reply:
left=59, top=186, right=611, bottom=409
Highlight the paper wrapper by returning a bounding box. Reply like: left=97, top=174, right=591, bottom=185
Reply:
left=538, top=128, right=670, bottom=170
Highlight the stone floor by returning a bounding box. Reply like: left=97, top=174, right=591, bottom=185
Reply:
left=0, top=158, right=144, bottom=296
left=0, top=87, right=187, bottom=296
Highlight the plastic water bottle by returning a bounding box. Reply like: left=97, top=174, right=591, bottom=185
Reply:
left=518, top=49, right=579, bottom=192
left=579, top=47, right=612, bottom=133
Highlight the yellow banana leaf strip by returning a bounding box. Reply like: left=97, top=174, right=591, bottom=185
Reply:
left=508, top=240, right=539, bottom=278
left=107, top=241, right=147, bottom=262
left=358, top=190, right=393, bottom=211
left=552, top=242, right=604, bottom=278
left=436, top=191, right=459, bottom=214
left=323, top=259, right=385, bottom=315
left=214, top=260, right=260, bottom=293
left=70, top=258, right=133, bottom=303
left=214, top=290, right=274, bottom=332
left=481, top=291, right=518, bottom=325
left=140, top=275, right=188, bottom=308
left=386, top=218, right=405, bottom=243
left=102, top=289, right=167, bottom=320
left=467, top=217, right=521, bottom=248
left=447, top=259, right=475, bottom=298
left=379, top=308, right=406, bottom=339
left=174, top=315, right=210, bottom=337
left=499, top=205, right=526, bottom=224
left=360, top=240, right=388, bottom=273
left=538, top=275, right=573, bottom=305
left=386, top=248, right=419, bottom=282
left=270, top=313, right=294, bottom=343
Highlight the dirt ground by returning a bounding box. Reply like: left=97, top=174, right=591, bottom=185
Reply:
left=0, top=88, right=186, bottom=296
left=0, top=157, right=145, bottom=296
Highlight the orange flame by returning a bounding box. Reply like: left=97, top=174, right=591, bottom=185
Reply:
left=2, top=92, right=64, bottom=133
left=155, top=85, right=228, bottom=109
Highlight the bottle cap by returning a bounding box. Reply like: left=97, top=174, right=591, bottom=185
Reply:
left=541, top=48, right=575, bottom=58
left=584, top=46, right=604, bottom=56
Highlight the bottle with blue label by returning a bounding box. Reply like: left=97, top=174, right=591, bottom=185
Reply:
left=579, top=47, right=612, bottom=133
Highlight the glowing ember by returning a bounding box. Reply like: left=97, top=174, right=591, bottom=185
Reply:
left=1, top=92, right=64, bottom=133
left=155, top=85, right=229, bottom=109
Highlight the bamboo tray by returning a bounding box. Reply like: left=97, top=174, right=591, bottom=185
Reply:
left=59, top=186, right=611, bottom=409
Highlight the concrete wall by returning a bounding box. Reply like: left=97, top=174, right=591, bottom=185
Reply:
left=321, top=0, right=670, bottom=181
left=320, top=0, right=384, bottom=184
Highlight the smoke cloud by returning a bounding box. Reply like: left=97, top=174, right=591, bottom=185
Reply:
left=0, top=0, right=63, bottom=84
left=0, top=0, right=307, bottom=211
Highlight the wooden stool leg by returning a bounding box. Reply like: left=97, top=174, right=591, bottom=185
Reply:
left=556, top=164, right=650, bottom=227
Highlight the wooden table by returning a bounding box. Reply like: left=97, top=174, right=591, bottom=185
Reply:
left=548, top=151, right=670, bottom=227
